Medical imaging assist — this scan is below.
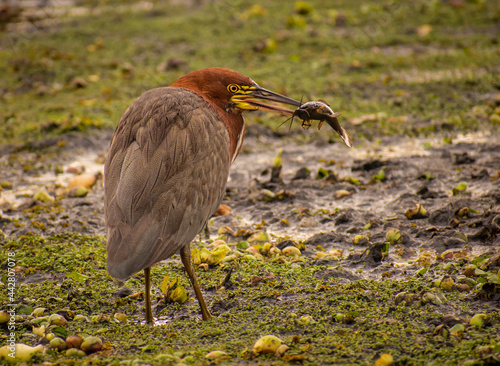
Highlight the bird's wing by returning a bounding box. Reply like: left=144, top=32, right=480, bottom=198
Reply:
left=104, top=87, right=231, bottom=281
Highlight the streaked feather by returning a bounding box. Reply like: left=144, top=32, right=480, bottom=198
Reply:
left=104, top=87, right=231, bottom=281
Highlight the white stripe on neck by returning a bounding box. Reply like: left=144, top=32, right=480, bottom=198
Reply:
left=231, top=123, right=245, bottom=164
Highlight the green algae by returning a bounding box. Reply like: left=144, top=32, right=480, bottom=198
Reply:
left=0, top=233, right=499, bottom=365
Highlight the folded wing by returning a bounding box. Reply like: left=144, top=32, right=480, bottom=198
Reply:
left=104, top=87, right=231, bottom=281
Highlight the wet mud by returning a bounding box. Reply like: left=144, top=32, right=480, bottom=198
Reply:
left=1, top=127, right=499, bottom=280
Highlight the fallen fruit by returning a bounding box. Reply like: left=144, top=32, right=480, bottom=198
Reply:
left=470, top=314, right=488, bottom=329
left=114, top=313, right=128, bottom=323
left=282, top=246, right=301, bottom=257
left=205, top=350, right=230, bottom=360
left=68, top=173, right=100, bottom=189
left=80, top=336, right=103, bottom=354
left=68, top=186, right=89, bottom=198
left=0, top=344, right=45, bottom=363
left=374, top=353, right=394, bottom=366
left=404, top=204, right=428, bottom=219
left=49, top=337, right=67, bottom=352
left=253, top=335, right=283, bottom=355
left=48, top=313, right=67, bottom=326
left=207, top=245, right=230, bottom=266
left=66, top=335, right=84, bottom=349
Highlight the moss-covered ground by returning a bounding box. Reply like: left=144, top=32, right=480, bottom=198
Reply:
left=2, top=233, right=499, bottom=365
left=1, top=0, right=499, bottom=147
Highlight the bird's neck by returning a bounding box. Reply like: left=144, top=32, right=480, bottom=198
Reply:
left=209, top=106, right=245, bottom=164
left=171, top=85, right=246, bottom=164
left=224, top=113, right=245, bottom=164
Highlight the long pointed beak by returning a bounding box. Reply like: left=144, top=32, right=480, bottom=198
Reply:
left=235, top=87, right=301, bottom=116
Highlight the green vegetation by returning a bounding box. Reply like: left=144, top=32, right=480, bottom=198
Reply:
left=1, top=0, right=499, bottom=146
left=1, top=234, right=499, bottom=365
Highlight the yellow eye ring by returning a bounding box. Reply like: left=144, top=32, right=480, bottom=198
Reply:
left=228, top=84, right=239, bottom=93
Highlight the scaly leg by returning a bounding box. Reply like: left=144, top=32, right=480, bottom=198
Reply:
left=180, top=246, right=211, bottom=320
left=144, top=267, right=153, bottom=324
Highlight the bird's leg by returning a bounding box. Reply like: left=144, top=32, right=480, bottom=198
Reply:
left=203, top=223, right=210, bottom=239
left=180, top=246, right=211, bottom=320
left=144, top=267, right=154, bottom=324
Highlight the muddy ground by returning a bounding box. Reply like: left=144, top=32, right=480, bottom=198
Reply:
left=1, top=123, right=499, bottom=365
left=2, top=125, right=500, bottom=267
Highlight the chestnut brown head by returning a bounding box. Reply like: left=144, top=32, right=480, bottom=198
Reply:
left=171, top=67, right=301, bottom=115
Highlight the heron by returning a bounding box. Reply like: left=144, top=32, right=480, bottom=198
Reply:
left=104, top=67, right=351, bottom=323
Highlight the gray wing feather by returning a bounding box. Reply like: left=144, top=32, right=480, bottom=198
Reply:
left=104, top=87, right=231, bottom=281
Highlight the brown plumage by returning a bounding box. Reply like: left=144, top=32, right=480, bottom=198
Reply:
left=104, top=68, right=303, bottom=322
left=105, top=87, right=230, bottom=279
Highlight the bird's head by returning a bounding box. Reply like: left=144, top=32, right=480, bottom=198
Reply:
left=170, top=67, right=301, bottom=115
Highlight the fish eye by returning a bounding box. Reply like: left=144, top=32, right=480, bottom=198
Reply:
left=228, top=84, right=240, bottom=93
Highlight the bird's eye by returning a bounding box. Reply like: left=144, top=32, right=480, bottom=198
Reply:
left=227, top=84, right=240, bottom=93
